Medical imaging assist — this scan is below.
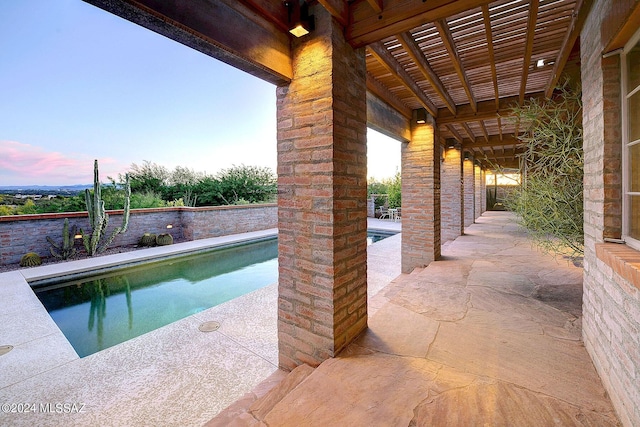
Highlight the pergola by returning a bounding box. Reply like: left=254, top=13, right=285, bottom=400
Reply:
left=75, top=2, right=640, bottom=424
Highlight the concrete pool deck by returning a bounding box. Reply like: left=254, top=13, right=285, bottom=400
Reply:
left=0, top=219, right=401, bottom=426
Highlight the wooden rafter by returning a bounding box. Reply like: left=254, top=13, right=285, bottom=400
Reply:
left=461, top=135, right=520, bottom=148
left=397, top=31, right=456, bottom=115
left=462, top=123, right=476, bottom=142
left=434, top=18, right=477, bottom=112
left=366, top=0, right=383, bottom=14
left=369, top=42, right=438, bottom=116
left=479, top=121, right=489, bottom=142
left=347, top=0, right=493, bottom=47
left=366, top=72, right=412, bottom=119
left=446, top=125, right=464, bottom=143
left=317, top=0, right=349, bottom=27
left=519, top=0, right=539, bottom=105
left=545, top=0, right=593, bottom=97
left=482, top=4, right=499, bottom=109
left=436, top=93, right=545, bottom=126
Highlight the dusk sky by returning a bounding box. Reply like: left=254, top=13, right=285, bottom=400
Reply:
left=0, top=0, right=400, bottom=186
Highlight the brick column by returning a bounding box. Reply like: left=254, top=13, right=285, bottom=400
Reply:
left=480, top=168, right=486, bottom=214
left=441, top=141, right=462, bottom=243
left=276, top=7, right=367, bottom=370
left=474, top=163, right=482, bottom=220
left=401, top=117, right=440, bottom=273
left=463, top=153, right=475, bottom=229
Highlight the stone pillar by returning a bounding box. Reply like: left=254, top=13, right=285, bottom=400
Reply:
left=276, top=7, right=368, bottom=370
left=480, top=168, right=486, bottom=214
left=474, top=163, right=483, bottom=219
left=441, top=141, right=463, bottom=243
left=463, top=153, right=475, bottom=229
left=401, top=116, right=440, bottom=273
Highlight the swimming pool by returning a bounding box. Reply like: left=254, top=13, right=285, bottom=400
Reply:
left=34, top=231, right=396, bottom=357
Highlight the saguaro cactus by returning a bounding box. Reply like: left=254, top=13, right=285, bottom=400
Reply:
left=81, top=160, right=131, bottom=256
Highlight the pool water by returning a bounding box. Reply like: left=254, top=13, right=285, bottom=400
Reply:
left=35, top=238, right=278, bottom=357
left=35, top=231, right=396, bottom=357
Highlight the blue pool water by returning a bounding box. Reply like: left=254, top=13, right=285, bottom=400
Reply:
left=35, top=231, right=395, bottom=357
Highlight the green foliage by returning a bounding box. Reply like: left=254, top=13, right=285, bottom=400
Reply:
left=47, top=218, right=77, bottom=260
left=20, top=252, right=42, bottom=267
left=214, top=165, right=277, bottom=205
left=386, top=170, right=402, bottom=209
left=16, top=199, right=37, bottom=215
left=0, top=205, right=14, bottom=216
left=130, top=191, right=166, bottom=209
left=504, top=82, right=583, bottom=258
left=81, top=160, right=131, bottom=256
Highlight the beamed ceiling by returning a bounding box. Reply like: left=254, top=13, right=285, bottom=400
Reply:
left=85, top=0, right=591, bottom=169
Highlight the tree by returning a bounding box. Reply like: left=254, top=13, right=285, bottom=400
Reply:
left=504, top=82, right=583, bottom=258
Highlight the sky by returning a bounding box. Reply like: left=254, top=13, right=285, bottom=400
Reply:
left=0, top=0, right=400, bottom=186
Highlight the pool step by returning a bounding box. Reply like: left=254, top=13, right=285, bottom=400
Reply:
left=204, top=364, right=315, bottom=426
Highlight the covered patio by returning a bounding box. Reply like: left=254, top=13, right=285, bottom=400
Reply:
left=209, top=212, right=618, bottom=425
left=58, top=0, right=640, bottom=425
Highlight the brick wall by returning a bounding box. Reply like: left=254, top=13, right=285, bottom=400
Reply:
left=401, top=118, right=440, bottom=273
left=441, top=144, right=462, bottom=243
left=463, top=156, right=475, bottom=228
left=0, top=204, right=276, bottom=266
left=581, top=1, right=640, bottom=425
left=276, top=5, right=368, bottom=370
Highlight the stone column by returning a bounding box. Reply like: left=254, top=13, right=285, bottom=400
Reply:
left=276, top=7, right=368, bottom=370
left=441, top=141, right=463, bottom=243
left=401, top=116, right=440, bottom=273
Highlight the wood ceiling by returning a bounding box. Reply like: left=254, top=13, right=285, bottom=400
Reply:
left=87, top=0, right=590, bottom=169
left=295, top=0, right=588, bottom=169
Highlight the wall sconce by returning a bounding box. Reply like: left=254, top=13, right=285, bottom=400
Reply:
left=74, top=233, right=83, bottom=239
left=447, top=140, right=456, bottom=149
left=285, top=0, right=314, bottom=37
left=166, top=224, right=173, bottom=229
left=416, top=108, right=427, bottom=124
left=464, top=151, right=470, bottom=160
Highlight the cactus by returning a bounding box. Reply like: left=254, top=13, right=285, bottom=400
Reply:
left=139, top=233, right=157, bottom=247
left=156, top=233, right=173, bottom=246
left=81, top=160, right=131, bottom=256
left=47, top=218, right=77, bottom=260
left=20, top=252, right=42, bottom=267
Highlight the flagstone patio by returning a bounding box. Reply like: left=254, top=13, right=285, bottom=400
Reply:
left=208, top=212, right=620, bottom=426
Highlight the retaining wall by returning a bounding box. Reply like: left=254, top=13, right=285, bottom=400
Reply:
left=0, top=204, right=277, bottom=266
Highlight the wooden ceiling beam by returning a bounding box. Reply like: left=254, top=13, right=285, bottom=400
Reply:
left=446, top=125, right=464, bottom=144
left=482, top=4, right=500, bottom=109
left=462, top=122, right=476, bottom=142
left=544, top=0, right=593, bottom=97
left=436, top=92, right=545, bottom=125
left=347, top=0, right=493, bottom=47
left=84, top=0, right=292, bottom=85
left=369, top=42, right=438, bottom=116
left=397, top=32, right=457, bottom=115
left=519, top=0, right=539, bottom=105
left=365, top=0, right=383, bottom=14
left=479, top=121, right=489, bottom=142
left=366, top=72, right=413, bottom=119
left=435, top=18, right=477, bottom=112
left=461, top=135, right=520, bottom=148
left=237, top=0, right=289, bottom=32
left=317, top=0, right=349, bottom=27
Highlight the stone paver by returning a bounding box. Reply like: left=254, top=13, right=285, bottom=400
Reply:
left=210, top=212, right=620, bottom=426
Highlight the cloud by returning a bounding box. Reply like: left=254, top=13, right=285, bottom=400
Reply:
left=0, top=141, right=127, bottom=186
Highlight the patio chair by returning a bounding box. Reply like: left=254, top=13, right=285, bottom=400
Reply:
left=378, top=206, right=390, bottom=219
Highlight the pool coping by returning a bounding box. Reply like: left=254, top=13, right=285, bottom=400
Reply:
left=0, top=219, right=402, bottom=426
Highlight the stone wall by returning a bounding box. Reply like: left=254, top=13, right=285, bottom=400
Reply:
left=0, top=204, right=276, bottom=266
left=581, top=1, right=640, bottom=425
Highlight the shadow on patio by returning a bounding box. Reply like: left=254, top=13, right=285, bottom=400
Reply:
left=209, top=211, right=620, bottom=426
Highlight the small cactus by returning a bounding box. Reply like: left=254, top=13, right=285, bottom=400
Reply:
left=139, top=233, right=157, bottom=247
left=20, top=252, right=42, bottom=267
left=47, top=218, right=77, bottom=260
left=156, top=233, right=173, bottom=246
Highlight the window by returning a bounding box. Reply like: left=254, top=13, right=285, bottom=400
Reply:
left=623, top=29, right=640, bottom=250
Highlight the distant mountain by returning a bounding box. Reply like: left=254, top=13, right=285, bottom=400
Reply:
left=0, top=184, right=92, bottom=194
